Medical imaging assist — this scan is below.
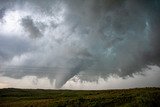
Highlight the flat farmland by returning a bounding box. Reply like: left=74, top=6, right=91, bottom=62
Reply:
left=0, top=87, right=160, bottom=107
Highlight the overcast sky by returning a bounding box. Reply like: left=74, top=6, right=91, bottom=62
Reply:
left=0, top=0, right=160, bottom=89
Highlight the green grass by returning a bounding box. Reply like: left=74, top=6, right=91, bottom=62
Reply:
left=0, top=87, right=160, bottom=107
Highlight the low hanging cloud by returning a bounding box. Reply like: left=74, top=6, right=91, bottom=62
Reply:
left=0, top=65, right=160, bottom=89
left=0, top=35, right=30, bottom=63
left=0, top=0, right=160, bottom=89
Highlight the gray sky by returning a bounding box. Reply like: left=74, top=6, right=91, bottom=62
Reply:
left=0, top=0, right=160, bottom=89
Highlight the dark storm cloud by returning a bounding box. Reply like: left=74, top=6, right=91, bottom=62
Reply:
left=21, top=16, right=42, bottom=39
left=0, top=0, right=160, bottom=88
left=62, top=0, right=153, bottom=76
left=0, top=8, right=6, bottom=19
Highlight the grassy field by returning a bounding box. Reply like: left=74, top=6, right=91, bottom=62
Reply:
left=0, top=87, right=160, bottom=107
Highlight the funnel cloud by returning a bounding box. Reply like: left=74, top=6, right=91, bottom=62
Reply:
left=0, top=0, right=160, bottom=88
